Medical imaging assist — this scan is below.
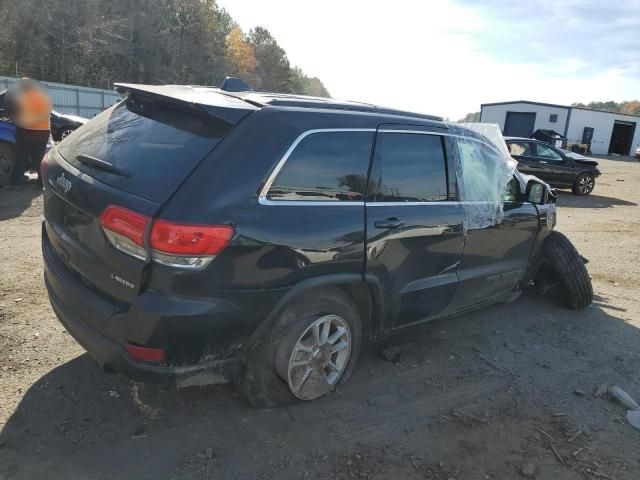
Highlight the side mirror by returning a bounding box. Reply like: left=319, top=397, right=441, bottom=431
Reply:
left=525, top=179, right=548, bottom=205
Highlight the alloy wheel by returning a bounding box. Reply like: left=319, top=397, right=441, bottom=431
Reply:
left=578, top=175, right=594, bottom=194
left=285, top=315, right=351, bottom=400
left=60, top=129, right=74, bottom=139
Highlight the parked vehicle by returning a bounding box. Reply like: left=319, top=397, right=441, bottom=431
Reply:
left=506, top=137, right=601, bottom=195
left=42, top=81, right=592, bottom=406
left=50, top=110, right=88, bottom=141
left=635, top=146, right=640, bottom=160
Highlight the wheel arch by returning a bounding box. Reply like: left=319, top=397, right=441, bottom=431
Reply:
left=247, top=274, right=385, bottom=352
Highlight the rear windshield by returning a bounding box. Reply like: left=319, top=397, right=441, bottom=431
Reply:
left=58, top=96, right=231, bottom=203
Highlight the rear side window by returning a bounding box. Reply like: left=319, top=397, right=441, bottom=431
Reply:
left=266, top=131, right=374, bottom=201
left=508, top=141, right=533, bottom=156
left=58, top=96, right=231, bottom=203
left=367, top=132, right=448, bottom=202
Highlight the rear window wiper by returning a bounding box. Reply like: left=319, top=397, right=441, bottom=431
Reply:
left=76, top=154, right=130, bottom=177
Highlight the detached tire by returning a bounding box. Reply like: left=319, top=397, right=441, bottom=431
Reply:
left=240, top=287, right=362, bottom=408
left=572, top=172, right=595, bottom=195
left=537, top=231, right=593, bottom=309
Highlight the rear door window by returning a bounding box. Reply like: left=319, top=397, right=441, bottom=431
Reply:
left=266, top=131, right=374, bottom=201
left=57, top=96, right=232, bottom=203
left=508, top=141, right=534, bottom=156
left=535, top=143, right=564, bottom=161
left=367, top=132, right=448, bottom=202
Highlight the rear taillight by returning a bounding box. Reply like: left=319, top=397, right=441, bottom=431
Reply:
left=150, top=220, right=233, bottom=269
left=126, top=343, right=166, bottom=363
left=99, top=205, right=150, bottom=261
left=99, top=205, right=233, bottom=269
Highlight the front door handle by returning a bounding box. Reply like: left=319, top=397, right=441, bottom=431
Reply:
left=375, top=218, right=405, bottom=229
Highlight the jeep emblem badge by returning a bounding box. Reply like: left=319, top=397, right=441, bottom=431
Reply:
left=55, top=173, right=72, bottom=194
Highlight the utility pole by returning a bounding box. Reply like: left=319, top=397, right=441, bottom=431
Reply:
left=15, top=62, right=18, bottom=78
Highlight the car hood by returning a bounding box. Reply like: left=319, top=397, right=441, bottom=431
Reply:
left=560, top=148, right=598, bottom=165
left=573, top=158, right=599, bottom=167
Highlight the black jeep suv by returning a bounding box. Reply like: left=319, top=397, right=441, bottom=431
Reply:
left=42, top=81, right=592, bottom=406
left=506, top=137, right=601, bottom=195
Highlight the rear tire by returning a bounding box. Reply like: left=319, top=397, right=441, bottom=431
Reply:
left=536, top=231, right=593, bottom=309
left=240, top=287, right=362, bottom=408
left=0, top=141, right=15, bottom=187
left=572, top=172, right=595, bottom=195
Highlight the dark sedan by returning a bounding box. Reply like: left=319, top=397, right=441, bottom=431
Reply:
left=50, top=110, right=88, bottom=141
left=506, top=137, right=601, bottom=195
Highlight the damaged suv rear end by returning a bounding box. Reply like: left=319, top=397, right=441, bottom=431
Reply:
left=42, top=85, right=258, bottom=386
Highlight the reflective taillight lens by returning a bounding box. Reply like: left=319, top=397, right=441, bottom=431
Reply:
left=99, top=205, right=150, bottom=260
left=126, top=344, right=166, bottom=363
left=150, top=220, right=233, bottom=255
left=99, top=205, right=233, bottom=269
left=150, top=220, right=233, bottom=269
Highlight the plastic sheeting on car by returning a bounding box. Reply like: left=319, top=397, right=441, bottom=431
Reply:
left=446, top=122, right=517, bottom=232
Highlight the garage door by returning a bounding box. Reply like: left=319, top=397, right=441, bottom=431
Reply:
left=504, top=112, right=536, bottom=137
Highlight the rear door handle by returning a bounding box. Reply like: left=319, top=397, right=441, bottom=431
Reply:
left=375, top=218, right=405, bottom=229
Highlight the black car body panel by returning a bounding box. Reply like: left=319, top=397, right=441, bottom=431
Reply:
left=42, top=85, right=555, bottom=386
left=506, top=137, right=600, bottom=187
left=50, top=111, right=88, bottom=141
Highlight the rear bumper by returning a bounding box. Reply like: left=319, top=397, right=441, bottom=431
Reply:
left=42, top=222, right=285, bottom=386
left=47, top=282, right=240, bottom=385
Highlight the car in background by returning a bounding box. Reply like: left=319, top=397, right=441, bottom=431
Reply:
left=50, top=110, right=88, bottom=141
left=635, top=146, right=640, bottom=160
left=505, top=137, right=601, bottom=195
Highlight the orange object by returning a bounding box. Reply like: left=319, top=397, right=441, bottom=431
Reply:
left=16, top=87, right=52, bottom=130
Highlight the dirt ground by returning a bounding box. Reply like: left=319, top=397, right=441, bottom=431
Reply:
left=1, top=156, right=639, bottom=480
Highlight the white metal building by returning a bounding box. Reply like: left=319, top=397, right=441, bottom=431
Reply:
left=480, top=100, right=640, bottom=156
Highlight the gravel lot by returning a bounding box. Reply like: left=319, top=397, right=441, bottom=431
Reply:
left=1, top=156, right=639, bottom=480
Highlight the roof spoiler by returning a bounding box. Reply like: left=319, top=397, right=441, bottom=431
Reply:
left=114, top=83, right=258, bottom=125
left=220, top=77, right=252, bottom=92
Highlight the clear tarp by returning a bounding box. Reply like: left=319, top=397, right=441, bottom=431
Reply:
left=446, top=122, right=518, bottom=231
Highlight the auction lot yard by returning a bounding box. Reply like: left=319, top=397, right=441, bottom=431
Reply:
left=1, top=156, right=639, bottom=479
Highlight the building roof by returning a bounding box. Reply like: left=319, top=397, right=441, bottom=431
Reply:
left=481, top=100, right=640, bottom=119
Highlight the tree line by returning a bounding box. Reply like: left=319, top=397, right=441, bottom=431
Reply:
left=571, top=101, right=640, bottom=116
left=0, top=0, right=330, bottom=97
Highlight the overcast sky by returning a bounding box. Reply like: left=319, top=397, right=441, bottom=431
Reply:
left=219, top=0, right=640, bottom=120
